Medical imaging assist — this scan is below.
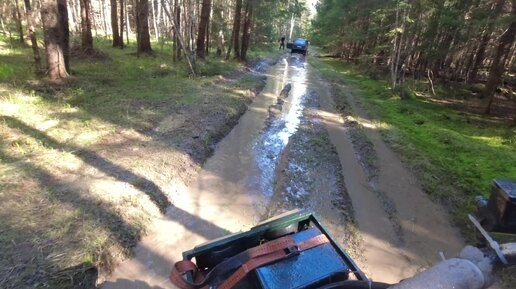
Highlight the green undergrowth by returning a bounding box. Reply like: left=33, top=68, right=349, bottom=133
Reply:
left=0, top=35, right=273, bottom=288
left=311, top=57, right=516, bottom=235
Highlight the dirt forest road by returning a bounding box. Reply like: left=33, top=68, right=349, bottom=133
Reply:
left=102, top=55, right=464, bottom=289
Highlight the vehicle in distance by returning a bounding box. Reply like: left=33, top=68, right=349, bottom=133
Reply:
left=287, top=38, right=308, bottom=56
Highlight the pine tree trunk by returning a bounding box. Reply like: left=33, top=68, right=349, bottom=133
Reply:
left=41, top=0, right=69, bottom=79
left=151, top=0, right=158, bottom=41
left=483, top=0, right=516, bottom=114
left=111, top=0, right=120, bottom=46
left=119, top=0, right=124, bottom=47
left=24, top=0, right=42, bottom=72
left=161, top=0, right=196, bottom=75
left=14, top=0, right=24, bottom=43
left=100, top=0, right=108, bottom=35
left=136, top=0, right=152, bottom=55
left=228, top=0, right=242, bottom=59
left=172, top=0, right=178, bottom=61
left=0, top=9, right=6, bottom=35
left=205, top=1, right=211, bottom=56
left=80, top=0, right=94, bottom=51
left=240, top=0, right=253, bottom=61
left=58, top=0, right=70, bottom=71
left=196, top=0, right=211, bottom=59
left=467, top=0, right=505, bottom=83
left=68, top=0, right=78, bottom=32
left=125, top=0, right=130, bottom=44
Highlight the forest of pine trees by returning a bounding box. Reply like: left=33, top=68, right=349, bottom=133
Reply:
left=312, top=0, right=516, bottom=117
left=0, top=0, right=308, bottom=78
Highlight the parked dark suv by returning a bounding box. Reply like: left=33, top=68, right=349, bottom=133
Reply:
left=287, top=38, right=309, bottom=56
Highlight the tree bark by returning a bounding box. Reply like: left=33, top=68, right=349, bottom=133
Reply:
left=196, top=0, right=211, bottom=59
left=14, top=0, right=24, bottom=43
left=110, top=0, right=120, bottom=46
left=161, top=0, right=196, bottom=75
left=68, top=0, right=79, bottom=32
left=136, top=0, right=152, bottom=55
left=41, top=0, right=69, bottom=79
left=173, top=0, right=180, bottom=61
left=151, top=0, right=158, bottom=41
left=205, top=4, right=210, bottom=55
left=467, top=0, right=505, bottom=83
left=23, top=0, right=42, bottom=72
left=80, top=0, right=94, bottom=51
left=125, top=0, right=130, bottom=44
left=483, top=0, right=516, bottom=114
left=58, top=0, right=70, bottom=72
left=119, top=0, right=124, bottom=47
left=100, top=0, right=108, bottom=35
left=240, top=0, right=253, bottom=61
left=0, top=3, right=7, bottom=35
left=227, top=0, right=242, bottom=59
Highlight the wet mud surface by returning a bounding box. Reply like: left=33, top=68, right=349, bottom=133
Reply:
left=314, top=64, right=464, bottom=282
left=333, top=85, right=404, bottom=246
left=103, top=54, right=465, bottom=288
left=263, top=87, right=360, bottom=255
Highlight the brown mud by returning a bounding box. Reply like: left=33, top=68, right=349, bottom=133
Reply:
left=102, top=54, right=466, bottom=288
left=312, top=65, right=465, bottom=282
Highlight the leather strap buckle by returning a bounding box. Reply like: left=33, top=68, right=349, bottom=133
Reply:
left=284, top=245, right=300, bottom=257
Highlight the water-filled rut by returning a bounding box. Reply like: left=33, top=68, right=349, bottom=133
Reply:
left=103, top=55, right=315, bottom=289
left=103, top=54, right=463, bottom=289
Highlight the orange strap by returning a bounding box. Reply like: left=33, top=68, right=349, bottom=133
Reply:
left=218, top=234, right=329, bottom=289
left=170, top=233, right=329, bottom=289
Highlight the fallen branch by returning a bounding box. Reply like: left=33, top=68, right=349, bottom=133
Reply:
left=161, top=0, right=196, bottom=77
left=427, top=69, right=436, bottom=96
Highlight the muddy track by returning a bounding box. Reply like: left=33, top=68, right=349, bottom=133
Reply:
left=266, top=87, right=362, bottom=259
left=102, top=55, right=465, bottom=289
left=312, top=64, right=465, bottom=282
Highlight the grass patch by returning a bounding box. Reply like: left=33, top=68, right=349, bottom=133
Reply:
left=0, top=35, right=273, bottom=288
left=311, top=57, right=516, bottom=233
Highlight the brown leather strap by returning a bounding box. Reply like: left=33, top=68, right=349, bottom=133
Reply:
left=218, top=234, right=330, bottom=289
left=170, top=233, right=329, bottom=289
left=170, top=259, right=201, bottom=289
left=170, top=234, right=296, bottom=289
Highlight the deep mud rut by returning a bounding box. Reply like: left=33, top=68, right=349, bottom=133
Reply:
left=102, top=55, right=464, bottom=289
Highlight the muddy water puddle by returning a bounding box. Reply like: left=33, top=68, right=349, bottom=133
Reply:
left=250, top=56, right=308, bottom=199
left=102, top=55, right=322, bottom=289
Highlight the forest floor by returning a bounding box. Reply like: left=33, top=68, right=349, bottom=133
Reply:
left=0, top=36, right=277, bottom=288
left=1, top=34, right=515, bottom=289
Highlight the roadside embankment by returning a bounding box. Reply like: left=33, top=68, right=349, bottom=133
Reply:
left=0, top=38, right=275, bottom=289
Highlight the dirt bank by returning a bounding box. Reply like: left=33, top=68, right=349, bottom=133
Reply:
left=0, top=55, right=273, bottom=289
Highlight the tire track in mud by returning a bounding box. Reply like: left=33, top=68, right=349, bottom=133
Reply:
left=262, top=83, right=362, bottom=259
left=313, top=66, right=464, bottom=283
left=334, top=84, right=405, bottom=246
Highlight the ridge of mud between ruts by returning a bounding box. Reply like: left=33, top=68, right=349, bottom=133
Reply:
left=261, top=75, right=363, bottom=260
